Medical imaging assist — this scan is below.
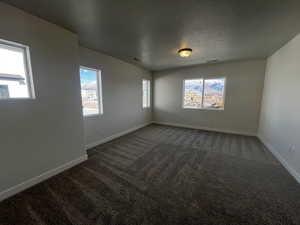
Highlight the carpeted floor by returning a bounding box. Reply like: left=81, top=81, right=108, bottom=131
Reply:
left=1, top=124, right=300, bottom=225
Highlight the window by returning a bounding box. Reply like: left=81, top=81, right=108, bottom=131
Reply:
left=183, top=79, right=203, bottom=109
left=203, top=78, right=226, bottom=109
left=183, top=77, right=225, bottom=109
left=143, top=79, right=151, bottom=108
left=0, top=39, right=35, bottom=99
left=80, top=66, right=103, bottom=116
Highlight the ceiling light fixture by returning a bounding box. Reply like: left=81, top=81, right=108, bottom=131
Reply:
left=178, top=48, right=192, bottom=57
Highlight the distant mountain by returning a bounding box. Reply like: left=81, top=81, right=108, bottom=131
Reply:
left=185, top=83, right=202, bottom=92
left=209, top=82, right=224, bottom=92
left=185, top=80, right=224, bottom=92
left=81, top=81, right=97, bottom=90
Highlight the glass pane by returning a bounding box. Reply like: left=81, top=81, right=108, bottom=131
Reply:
left=183, top=79, right=203, bottom=108
left=80, top=68, right=99, bottom=116
left=203, top=78, right=225, bottom=109
left=147, top=81, right=151, bottom=107
left=0, top=44, right=30, bottom=99
left=0, top=85, right=9, bottom=98
left=143, top=80, right=149, bottom=108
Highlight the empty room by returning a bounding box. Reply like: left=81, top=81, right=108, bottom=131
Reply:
left=0, top=0, right=300, bottom=224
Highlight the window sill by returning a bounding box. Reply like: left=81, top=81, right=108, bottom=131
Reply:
left=83, top=114, right=103, bottom=118
left=183, top=107, right=224, bottom=111
left=0, top=97, right=35, bottom=102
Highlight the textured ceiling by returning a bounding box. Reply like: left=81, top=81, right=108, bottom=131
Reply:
left=2, top=0, right=300, bottom=71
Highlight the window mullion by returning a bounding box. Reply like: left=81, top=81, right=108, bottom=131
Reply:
left=147, top=81, right=149, bottom=107
left=148, top=81, right=150, bottom=107
left=201, top=79, right=205, bottom=108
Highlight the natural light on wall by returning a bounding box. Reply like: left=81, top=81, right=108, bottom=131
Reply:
left=183, top=78, right=225, bottom=109
left=0, top=39, right=34, bottom=99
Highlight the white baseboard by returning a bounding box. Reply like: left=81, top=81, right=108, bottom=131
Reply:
left=153, top=121, right=256, bottom=136
left=258, top=135, right=300, bottom=184
left=85, top=122, right=152, bottom=150
left=0, top=154, right=88, bottom=202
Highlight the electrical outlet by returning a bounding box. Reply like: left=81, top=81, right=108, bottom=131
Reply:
left=291, top=145, right=296, bottom=153
left=289, top=145, right=296, bottom=153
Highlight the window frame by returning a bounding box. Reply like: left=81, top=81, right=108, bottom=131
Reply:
left=79, top=66, right=103, bottom=117
left=142, top=79, right=151, bottom=109
left=182, top=77, right=226, bottom=110
left=0, top=38, right=35, bottom=100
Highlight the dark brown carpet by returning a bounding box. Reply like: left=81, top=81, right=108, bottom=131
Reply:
left=1, top=124, right=300, bottom=225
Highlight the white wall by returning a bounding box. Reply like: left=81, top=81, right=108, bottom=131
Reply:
left=259, top=34, right=300, bottom=182
left=153, top=59, right=266, bottom=135
left=79, top=47, right=152, bottom=148
left=0, top=3, right=85, bottom=195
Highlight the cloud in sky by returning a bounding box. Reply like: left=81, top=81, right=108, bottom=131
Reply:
left=80, top=68, right=97, bottom=84
left=81, top=81, right=97, bottom=90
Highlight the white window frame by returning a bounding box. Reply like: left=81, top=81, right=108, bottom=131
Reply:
left=182, top=77, right=226, bottom=110
left=80, top=66, right=103, bottom=117
left=142, top=79, right=151, bottom=108
left=0, top=38, right=35, bottom=100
